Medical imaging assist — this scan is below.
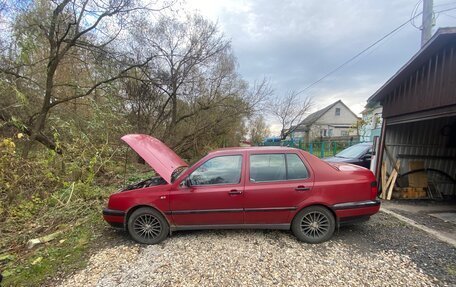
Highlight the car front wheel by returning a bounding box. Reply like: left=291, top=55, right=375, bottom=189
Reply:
left=127, top=207, right=169, bottom=244
left=292, top=206, right=335, bottom=244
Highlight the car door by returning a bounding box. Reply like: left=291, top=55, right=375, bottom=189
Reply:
left=244, top=152, right=314, bottom=224
left=169, top=154, right=245, bottom=226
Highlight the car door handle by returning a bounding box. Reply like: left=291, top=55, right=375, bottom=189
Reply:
left=295, top=186, right=311, bottom=191
left=228, top=189, right=243, bottom=195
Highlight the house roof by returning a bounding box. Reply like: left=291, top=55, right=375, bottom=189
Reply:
left=297, top=100, right=359, bottom=128
left=299, top=101, right=339, bottom=126
left=368, top=27, right=456, bottom=104
left=291, top=100, right=359, bottom=133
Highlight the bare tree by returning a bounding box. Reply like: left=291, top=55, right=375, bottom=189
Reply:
left=269, top=91, right=312, bottom=140
left=125, top=14, right=272, bottom=151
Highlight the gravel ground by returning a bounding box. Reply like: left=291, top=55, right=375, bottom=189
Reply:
left=58, top=212, right=456, bottom=287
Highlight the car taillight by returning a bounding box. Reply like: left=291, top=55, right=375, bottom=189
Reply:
left=371, top=181, right=378, bottom=199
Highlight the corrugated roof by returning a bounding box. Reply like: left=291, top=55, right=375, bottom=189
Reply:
left=368, top=27, right=456, bottom=104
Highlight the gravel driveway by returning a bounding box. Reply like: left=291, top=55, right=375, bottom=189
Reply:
left=59, top=212, right=456, bottom=287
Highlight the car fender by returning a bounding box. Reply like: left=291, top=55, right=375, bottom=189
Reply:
left=291, top=198, right=337, bottom=223
left=124, top=203, right=174, bottom=231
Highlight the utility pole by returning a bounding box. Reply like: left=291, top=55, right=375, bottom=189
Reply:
left=421, top=0, right=434, bottom=47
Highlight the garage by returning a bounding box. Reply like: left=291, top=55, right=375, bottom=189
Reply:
left=368, top=27, right=456, bottom=202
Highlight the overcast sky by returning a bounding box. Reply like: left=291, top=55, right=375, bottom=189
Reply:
left=184, top=0, right=456, bottom=135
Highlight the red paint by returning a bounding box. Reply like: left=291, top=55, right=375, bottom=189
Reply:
left=103, top=135, right=380, bottom=230
left=121, top=134, right=188, bottom=183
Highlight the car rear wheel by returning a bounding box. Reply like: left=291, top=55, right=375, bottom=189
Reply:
left=292, top=206, right=335, bottom=244
left=127, top=207, right=169, bottom=244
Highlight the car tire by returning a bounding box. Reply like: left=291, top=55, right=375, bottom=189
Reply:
left=127, top=207, right=169, bottom=244
left=291, top=206, right=335, bottom=244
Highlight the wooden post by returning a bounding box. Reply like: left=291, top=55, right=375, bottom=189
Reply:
left=381, top=161, right=387, bottom=199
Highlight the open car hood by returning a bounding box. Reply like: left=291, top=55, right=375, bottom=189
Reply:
left=121, top=134, right=188, bottom=184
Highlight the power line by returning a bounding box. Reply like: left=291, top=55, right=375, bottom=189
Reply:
left=296, top=6, right=456, bottom=96
left=442, top=11, right=456, bottom=18
left=411, top=0, right=423, bottom=29
left=434, top=1, right=456, bottom=8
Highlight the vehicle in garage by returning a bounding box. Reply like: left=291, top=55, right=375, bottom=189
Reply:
left=323, top=142, right=373, bottom=169
left=103, top=134, right=380, bottom=244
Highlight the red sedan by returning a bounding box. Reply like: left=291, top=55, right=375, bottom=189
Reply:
left=103, top=134, right=380, bottom=244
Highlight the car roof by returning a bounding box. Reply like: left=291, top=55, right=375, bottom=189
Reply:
left=354, top=142, right=373, bottom=146
left=209, top=146, right=301, bottom=155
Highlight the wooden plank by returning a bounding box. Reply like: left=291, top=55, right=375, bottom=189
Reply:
left=385, top=160, right=400, bottom=201
left=386, top=170, right=398, bottom=200
left=381, top=161, right=387, bottom=199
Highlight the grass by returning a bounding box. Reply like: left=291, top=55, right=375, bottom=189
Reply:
left=2, top=213, right=103, bottom=286
left=0, top=184, right=113, bottom=287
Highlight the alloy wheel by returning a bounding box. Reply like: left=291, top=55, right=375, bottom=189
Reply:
left=133, top=214, right=162, bottom=240
left=300, top=211, right=330, bottom=239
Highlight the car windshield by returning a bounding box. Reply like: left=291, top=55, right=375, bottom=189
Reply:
left=171, top=166, right=188, bottom=183
left=335, top=144, right=369, bottom=159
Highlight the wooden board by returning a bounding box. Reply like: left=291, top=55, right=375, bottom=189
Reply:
left=381, top=161, right=387, bottom=199
left=408, top=161, right=427, bottom=188
left=386, top=170, right=398, bottom=200
left=385, top=160, right=400, bottom=201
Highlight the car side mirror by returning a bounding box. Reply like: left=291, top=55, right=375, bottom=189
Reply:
left=362, top=153, right=372, bottom=160
left=185, top=177, right=192, bottom=187
left=179, top=177, right=192, bottom=188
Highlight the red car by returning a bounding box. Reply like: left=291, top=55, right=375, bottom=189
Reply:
left=103, top=134, right=380, bottom=244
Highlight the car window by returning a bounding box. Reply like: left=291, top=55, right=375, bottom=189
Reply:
left=250, top=154, right=286, bottom=182
left=188, top=155, right=242, bottom=185
left=286, top=154, right=309, bottom=180
left=335, top=144, right=370, bottom=159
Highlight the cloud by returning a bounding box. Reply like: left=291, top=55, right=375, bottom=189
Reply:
left=185, top=0, right=456, bottom=135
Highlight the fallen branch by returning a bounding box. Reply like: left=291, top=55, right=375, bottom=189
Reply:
left=26, top=230, right=65, bottom=249
left=66, top=182, right=75, bottom=205
left=26, top=219, right=86, bottom=249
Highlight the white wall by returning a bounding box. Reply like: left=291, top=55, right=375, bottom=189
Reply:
left=316, top=101, right=358, bottom=125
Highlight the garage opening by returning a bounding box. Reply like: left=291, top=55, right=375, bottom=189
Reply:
left=383, top=116, right=456, bottom=201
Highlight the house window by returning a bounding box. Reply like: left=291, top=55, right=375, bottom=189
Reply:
left=328, top=129, right=333, bottom=137
left=335, top=108, right=341, bottom=116
left=373, top=113, right=382, bottom=129
left=341, top=131, right=348, bottom=136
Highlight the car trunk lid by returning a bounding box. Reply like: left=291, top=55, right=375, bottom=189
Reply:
left=326, top=162, right=378, bottom=200
left=121, top=134, right=188, bottom=184
left=325, top=162, right=367, bottom=171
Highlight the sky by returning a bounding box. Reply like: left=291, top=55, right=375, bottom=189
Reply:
left=184, top=0, right=456, bottom=135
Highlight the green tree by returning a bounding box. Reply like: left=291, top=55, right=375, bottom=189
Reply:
left=249, top=115, right=270, bottom=145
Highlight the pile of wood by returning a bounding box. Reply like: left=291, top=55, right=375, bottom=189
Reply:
left=380, top=160, right=435, bottom=200
left=394, top=187, right=427, bottom=199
